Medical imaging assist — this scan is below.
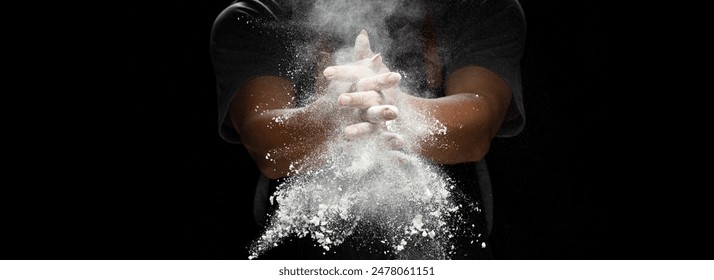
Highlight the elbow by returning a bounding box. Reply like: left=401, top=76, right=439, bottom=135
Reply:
left=239, top=123, right=288, bottom=180
left=461, top=138, right=491, bottom=163
left=256, top=159, right=286, bottom=180
left=262, top=171, right=285, bottom=181
left=430, top=141, right=489, bottom=164
left=445, top=124, right=494, bottom=163
left=244, top=140, right=288, bottom=180
left=468, top=145, right=489, bottom=162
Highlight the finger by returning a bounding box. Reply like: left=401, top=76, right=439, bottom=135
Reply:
left=323, top=65, right=374, bottom=82
left=344, top=122, right=375, bottom=139
left=363, top=105, right=399, bottom=123
left=381, top=132, right=405, bottom=149
left=369, top=53, right=384, bottom=72
left=386, top=150, right=412, bottom=166
left=354, top=29, right=374, bottom=60
left=338, top=91, right=383, bottom=109
left=354, top=72, right=401, bottom=92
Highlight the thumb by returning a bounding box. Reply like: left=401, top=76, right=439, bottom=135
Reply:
left=354, top=29, right=375, bottom=60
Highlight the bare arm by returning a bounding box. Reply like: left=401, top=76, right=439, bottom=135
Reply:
left=339, top=65, right=513, bottom=165
left=231, top=32, right=512, bottom=179
left=228, top=76, right=336, bottom=179
left=398, top=66, right=513, bottom=164
left=228, top=53, right=400, bottom=179
left=331, top=32, right=513, bottom=165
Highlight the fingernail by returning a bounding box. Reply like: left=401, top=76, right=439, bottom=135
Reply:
left=360, top=29, right=368, bottom=36
left=378, top=72, right=400, bottom=85
left=338, top=95, right=352, bottom=105
left=390, top=137, right=404, bottom=148
left=384, top=109, right=396, bottom=119
left=323, top=67, right=335, bottom=78
left=387, top=72, right=401, bottom=84
left=345, top=127, right=358, bottom=139
left=344, top=128, right=354, bottom=138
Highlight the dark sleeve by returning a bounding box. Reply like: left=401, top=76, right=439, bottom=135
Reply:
left=440, top=0, right=526, bottom=137
left=210, top=3, right=289, bottom=144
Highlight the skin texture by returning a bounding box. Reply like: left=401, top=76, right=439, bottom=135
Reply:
left=229, top=31, right=512, bottom=179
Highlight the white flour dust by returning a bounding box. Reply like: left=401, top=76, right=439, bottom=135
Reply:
left=243, top=0, right=481, bottom=260
left=249, top=134, right=476, bottom=259
left=248, top=66, right=478, bottom=259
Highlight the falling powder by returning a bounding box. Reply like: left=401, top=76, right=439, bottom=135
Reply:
left=247, top=78, right=482, bottom=259
left=242, top=2, right=484, bottom=256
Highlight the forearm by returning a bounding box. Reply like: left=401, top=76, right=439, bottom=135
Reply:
left=399, top=93, right=500, bottom=163
left=396, top=66, right=512, bottom=164
left=237, top=105, right=335, bottom=179
left=229, top=76, right=339, bottom=179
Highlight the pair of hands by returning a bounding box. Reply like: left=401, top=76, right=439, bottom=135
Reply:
left=322, top=30, right=407, bottom=150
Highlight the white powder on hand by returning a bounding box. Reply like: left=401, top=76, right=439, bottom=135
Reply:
left=247, top=44, right=482, bottom=260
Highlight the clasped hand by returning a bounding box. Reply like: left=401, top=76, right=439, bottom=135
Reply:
left=323, top=30, right=406, bottom=150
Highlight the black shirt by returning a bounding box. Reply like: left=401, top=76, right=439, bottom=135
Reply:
left=210, top=0, right=526, bottom=259
left=211, top=0, right=526, bottom=144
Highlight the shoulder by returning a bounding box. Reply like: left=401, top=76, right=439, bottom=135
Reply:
left=436, top=0, right=524, bottom=25
left=211, top=0, right=289, bottom=49
left=445, top=0, right=523, bottom=12
left=439, top=0, right=525, bottom=43
left=214, top=0, right=284, bottom=23
left=211, top=1, right=289, bottom=47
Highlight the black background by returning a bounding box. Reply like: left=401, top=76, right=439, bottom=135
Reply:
left=6, top=1, right=708, bottom=260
